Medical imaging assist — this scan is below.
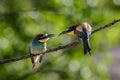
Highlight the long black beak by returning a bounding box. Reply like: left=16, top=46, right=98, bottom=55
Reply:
left=47, top=34, right=54, bottom=38
left=59, top=30, right=68, bottom=36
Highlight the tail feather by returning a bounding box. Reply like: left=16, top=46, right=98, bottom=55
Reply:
left=83, top=39, right=91, bottom=55
left=30, top=54, right=36, bottom=68
left=32, top=62, right=36, bottom=68
left=39, top=54, right=44, bottom=62
left=30, top=54, right=41, bottom=68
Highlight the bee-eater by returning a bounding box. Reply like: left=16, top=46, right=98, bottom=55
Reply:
left=29, top=34, right=54, bottom=68
left=59, top=22, right=92, bottom=55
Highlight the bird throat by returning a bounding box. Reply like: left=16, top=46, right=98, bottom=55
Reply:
left=67, top=31, right=74, bottom=35
left=39, top=38, right=49, bottom=43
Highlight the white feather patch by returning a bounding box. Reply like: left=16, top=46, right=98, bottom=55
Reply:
left=35, top=56, right=40, bottom=62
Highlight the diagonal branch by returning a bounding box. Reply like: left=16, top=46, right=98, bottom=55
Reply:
left=0, top=19, right=120, bottom=64
left=91, top=19, right=120, bottom=34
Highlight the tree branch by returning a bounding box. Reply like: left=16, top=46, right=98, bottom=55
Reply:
left=91, top=19, right=120, bottom=34
left=0, top=19, right=120, bottom=64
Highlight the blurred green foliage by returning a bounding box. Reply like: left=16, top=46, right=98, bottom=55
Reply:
left=0, top=0, right=120, bottom=80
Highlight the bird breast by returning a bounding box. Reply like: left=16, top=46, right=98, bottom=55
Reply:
left=30, top=40, right=47, bottom=54
left=30, top=45, right=45, bottom=54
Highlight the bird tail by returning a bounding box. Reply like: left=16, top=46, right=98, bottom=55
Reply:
left=30, top=54, right=42, bottom=68
left=30, top=54, right=36, bottom=68
left=39, top=54, right=44, bottom=62
left=82, top=39, right=91, bottom=55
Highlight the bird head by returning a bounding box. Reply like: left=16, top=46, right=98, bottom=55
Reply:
left=81, top=22, right=92, bottom=31
left=34, top=34, right=54, bottom=43
left=59, top=24, right=79, bottom=36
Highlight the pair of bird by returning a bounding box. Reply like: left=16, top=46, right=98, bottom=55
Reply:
left=30, top=22, right=92, bottom=68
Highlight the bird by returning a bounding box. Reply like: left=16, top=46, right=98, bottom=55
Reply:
left=59, top=22, right=92, bottom=55
left=29, top=34, right=54, bottom=68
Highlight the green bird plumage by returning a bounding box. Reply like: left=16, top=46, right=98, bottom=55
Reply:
left=29, top=34, right=54, bottom=68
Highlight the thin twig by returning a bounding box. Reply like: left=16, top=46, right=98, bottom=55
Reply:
left=0, top=19, right=120, bottom=64
left=92, top=19, right=120, bottom=34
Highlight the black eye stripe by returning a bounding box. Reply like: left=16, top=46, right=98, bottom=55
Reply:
left=67, top=29, right=74, bottom=32
left=40, top=36, right=47, bottom=39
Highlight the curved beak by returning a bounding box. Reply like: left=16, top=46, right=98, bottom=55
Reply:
left=47, top=34, right=54, bottom=38
left=59, top=30, right=68, bottom=36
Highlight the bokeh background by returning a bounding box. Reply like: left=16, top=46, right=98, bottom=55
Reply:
left=0, top=0, right=120, bottom=80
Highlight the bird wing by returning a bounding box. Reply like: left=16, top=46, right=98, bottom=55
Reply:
left=75, top=27, right=91, bottom=55
left=82, top=27, right=88, bottom=39
left=81, top=28, right=91, bottom=55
